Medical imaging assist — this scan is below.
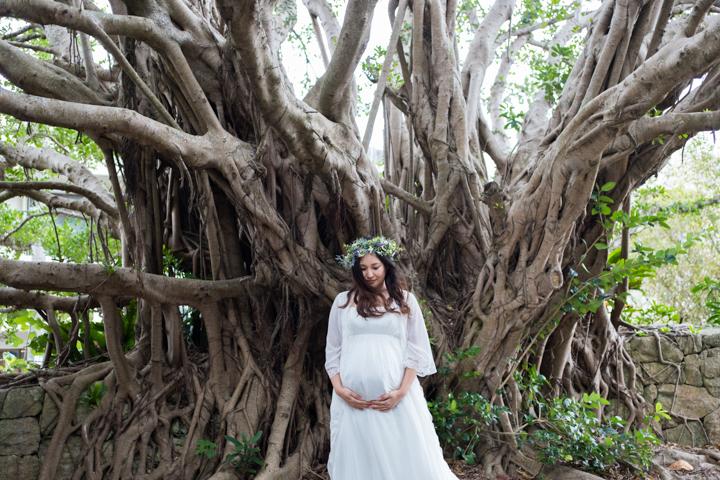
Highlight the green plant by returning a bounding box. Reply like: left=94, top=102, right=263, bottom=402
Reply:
left=523, top=391, right=659, bottom=473
left=80, top=381, right=107, bottom=408
left=195, top=439, right=219, bottom=459
left=691, top=277, right=720, bottom=324
left=437, top=345, right=481, bottom=378
left=224, top=431, right=264, bottom=475
left=623, top=302, right=681, bottom=325
left=0, top=352, right=33, bottom=373
left=428, top=391, right=508, bottom=464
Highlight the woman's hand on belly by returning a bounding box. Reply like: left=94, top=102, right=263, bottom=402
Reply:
left=369, top=389, right=406, bottom=412
left=336, top=386, right=372, bottom=410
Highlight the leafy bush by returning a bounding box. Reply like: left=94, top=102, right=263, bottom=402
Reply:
left=428, top=391, right=507, bottom=465
left=692, top=277, right=720, bottom=325
left=430, top=366, right=663, bottom=474
left=224, top=432, right=264, bottom=475
left=523, top=391, right=661, bottom=473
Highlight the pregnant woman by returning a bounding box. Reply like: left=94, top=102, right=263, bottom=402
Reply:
left=325, top=236, right=458, bottom=479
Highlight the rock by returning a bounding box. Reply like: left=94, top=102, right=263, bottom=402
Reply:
left=704, top=376, right=720, bottom=397
left=641, top=362, right=680, bottom=384
left=0, top=418, right=40, bottom=455
left=0, top=386, right=43, bottom=419
left=683, top=354, right=704, bottom=387
left=0, top=454, right=41, bottom=478
left=663, top=420, right=707, bottom=446
left=643, top=384, right=658, bottom=403
left=0, top=390, right=6, bottom=415
left=668, top=459, right=694, bottom=471
left=703, top=348, right=720, bottom=379
left=704, top=408, right=720, bottom=444
left=626, top=335, right=683, bottom=363
left=656, top=384, right=720, bottom=418
left=677, top=335, right=703, bottom=355
left=539, top=464, right=605, bottom=479
left=704, top=331, right=720, bottom=348
left=18, top=455, right=40, bottom=477
left=39, top=393, right=59, bottom=436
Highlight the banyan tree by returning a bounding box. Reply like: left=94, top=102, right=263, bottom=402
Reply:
left=0, top=0, right=719, bottom=478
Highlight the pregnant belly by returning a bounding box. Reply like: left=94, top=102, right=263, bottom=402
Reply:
left=340, top=334, right=404, bottom=401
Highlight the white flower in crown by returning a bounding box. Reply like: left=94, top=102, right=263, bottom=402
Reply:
left=336, top=236, right=402, bottom=269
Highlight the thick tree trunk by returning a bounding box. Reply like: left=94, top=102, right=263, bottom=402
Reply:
left=0, top=0, right=719, bottom=478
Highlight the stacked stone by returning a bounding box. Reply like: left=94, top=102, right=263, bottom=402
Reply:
left=0, top=385, right=81, bottom=480
left=625, top=330, right=720, bottom=447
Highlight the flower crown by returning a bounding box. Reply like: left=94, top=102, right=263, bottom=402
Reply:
left=336, top=236, right=402, bottom=269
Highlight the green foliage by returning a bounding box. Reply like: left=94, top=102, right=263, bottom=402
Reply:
left=361, top=46, right=403, bottom=88
left=162, top=246, right=192, bottom=278
left=0, top=203, right=121, bottom=264
left=428, top=391, right=508, bottom=465
left=519, top=369, right=659, bottom=474
left=691, top=277, right=720, bottom=325
left=517, top=0, right=579, bottom=27
left=499, top=103, right=525, bottom=131
left=0, top=119, right=103, bottom=167
left=0, top=309, right=48, bottom=348
left=223, top=432, right=264, bottom=475
left=429, top=365, right=659, bottom=474
left=0, top=352, right=35, bottom=373
left=80, top=381, right=107, bottom=408
left=195, top=439, right=219, bottom=459
left=437, top=345, right=481, bottom=377
left=528, top=41, right=579, bottom=104
left=627, top=138, right=720, bottom=324
left=623, top=302, right=680, bottom=325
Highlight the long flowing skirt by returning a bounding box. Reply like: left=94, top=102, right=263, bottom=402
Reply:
left=328, top=334, right=458, bottom=480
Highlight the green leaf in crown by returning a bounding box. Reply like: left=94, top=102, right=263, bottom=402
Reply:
left=336, top=236, right=402, bottom=269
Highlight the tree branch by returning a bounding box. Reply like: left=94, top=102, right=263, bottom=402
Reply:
left=0, top=0, right=221, bottom=131
left=461, top=0, right=513, bottom=136
left=685, top=0, right=715, bottom=37
left=0, top=141, right=114, bottom=206
left=362, top=0, right=408, bottom=149
left=15, top=190, right=112, bottom=233
left=563, top=14, right=720, bottom=165
left=0, top=88, right=233, bottom=167
left=217, top=0, right=382, bottom=235
left=314, top=0, right=379, bottom=121
left=303, top=0, right=341, bottom=49
left=380, top=178, right=432, bottom=215
left=0, top=39, right=109, bottom=105
left=0, top=259, right=254, bottom=307
left=620, top=110, right=720, bottom=151
left=0, top=181, right=118, bottom=219
left=0, top=287, right=101, bottom=312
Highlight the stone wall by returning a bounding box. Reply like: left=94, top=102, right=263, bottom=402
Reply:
left=0, top=384, right=84, bottom=479
left=624, top=328, right=720, bottom=447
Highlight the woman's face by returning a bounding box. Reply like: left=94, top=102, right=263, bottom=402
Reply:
left=359, top=254, right=386, bottom=290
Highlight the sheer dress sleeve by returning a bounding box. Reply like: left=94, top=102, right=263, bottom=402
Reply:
left=404, top=292, right=437, bottom=377
left=324, top=292, right=345, bottom=379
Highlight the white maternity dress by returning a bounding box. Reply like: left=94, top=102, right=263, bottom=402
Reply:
left=325, top=291, right=458, bottom=480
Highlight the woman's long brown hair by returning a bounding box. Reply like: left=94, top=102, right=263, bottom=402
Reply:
left=341, top=253, right=410, bottom=317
